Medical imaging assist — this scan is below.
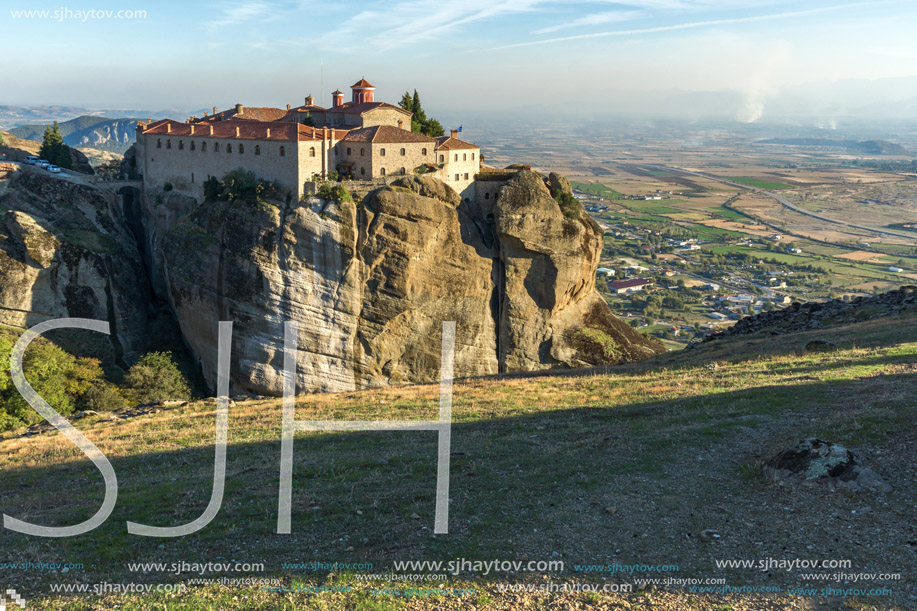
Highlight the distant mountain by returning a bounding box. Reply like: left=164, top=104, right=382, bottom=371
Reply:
left=10, top=116, right=141, bottom=154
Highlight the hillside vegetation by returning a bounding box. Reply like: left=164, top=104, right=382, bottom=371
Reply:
left=1, top=304, right=914, bottom=609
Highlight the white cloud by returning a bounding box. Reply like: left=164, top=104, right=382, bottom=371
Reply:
left=532, top=10, right=642, bottom=35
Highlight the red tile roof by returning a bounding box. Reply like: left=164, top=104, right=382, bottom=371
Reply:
left=140, top=119, right=348, bottom=142
left=327, top=101, right=411, bottom=116
left=332, top=89, right=343, bottom=95
left=199, top=106, right=289, bottom=123
left=351, top=78, right=374, bottom=88
left=342, top=125, right=434, bottom=144
left=609, top=279, right=651, bottom=290
left=435, top=135, right=479, bottom=150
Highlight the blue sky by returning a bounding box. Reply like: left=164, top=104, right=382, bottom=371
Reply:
left=3, top=0, right=917, bottom=120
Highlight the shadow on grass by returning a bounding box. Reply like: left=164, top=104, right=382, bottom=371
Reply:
left=1, top=370, right=915, bottom=597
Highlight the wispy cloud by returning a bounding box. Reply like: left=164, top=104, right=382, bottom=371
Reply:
left=484, top=2, right=875, bottom=51
left=205, top=1, right=278, bottom=29
left=532, top=10, right=641, bottom=35
left=322, top=0, right=546, bottom=52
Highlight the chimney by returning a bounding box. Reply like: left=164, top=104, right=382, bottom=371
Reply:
left=235, top=103, right=243, bottom=114
left=204, top=111, right=208, bottom=117
left=286, top=103, right=291, bottom=110
left=213, top=106, right=218, bottom=115
left=450, top=129, right=458, bottom=139
left=235, top=126, right=240, bottom=137
left=332, top=90, right=343, bottom=108
left=209, top=125, right=214, bottom=135
left=190, top=125, right=195, bottom=135
left=305, top=94, right=315, bottom=106
left=266, top=128, right=271, bottom=138
left=166, top=123, right=171, bottom=133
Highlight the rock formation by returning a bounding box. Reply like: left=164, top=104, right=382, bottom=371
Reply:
left=140, top=171, right=663, bottom=395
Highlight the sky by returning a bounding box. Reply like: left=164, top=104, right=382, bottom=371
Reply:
left=2, top=0, right=917, bottom=122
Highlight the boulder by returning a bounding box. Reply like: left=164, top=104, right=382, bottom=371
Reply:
left=764, top=438, right=892, bottom=493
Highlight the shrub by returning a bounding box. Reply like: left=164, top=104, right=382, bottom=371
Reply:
left=553, top=189, right=581, bottom=219
left=316, top=182, right=353, bottom=204
left=81, top=381, right=127, bottom=412
left=0, top=332, right=106, bottom=431
left=123, top=351, right=191, bottom=404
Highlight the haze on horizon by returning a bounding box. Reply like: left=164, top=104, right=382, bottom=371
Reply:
left=2, top=0, right=917, bottom=123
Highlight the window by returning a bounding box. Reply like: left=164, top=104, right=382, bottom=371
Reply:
left=310, top=146, right=316, bottom=157
left=400, top=148, right=405, bottom=156
left=454, top=154, right=458, bottom=161
left=360, top=148, right=365, bottom=157
left=280, top=146, right=285, bottom=157
left=255, top=145, right=260, bottom=155
left=422, top=148, right=427, bottom=155
left=214, top=143, right=220, bottom=152
left=191, top=172, right=195, bottom=183
left=380, top=148, right=386, bottom=157
left=472, top=153, right=475, bottom=160
left=455, top=174, right=459, bottom=181
left=202, top=142, right=207, bottom=151
left=166, top=139, right=171, bottom=149
left=239, top=144, right=244, bottom=153
left=464, top=173, right=469, bottom=180
left=463, top=153, right=467, bottom=161
left=439, top=154, right=444, bottom=163
left=485, top=193, right=489, bottom=200
left=346, top=147, right=351, bottom=155
left=190, top=141, right=196, bottom=151
left=380, top=167, right=386, bottom=176
left=227, top=143, right=232, bottom=153
left=178, top=140, right=184, bottom=150
left=400, top=167, right=406, bottom=175
left=156, top=139, right=161, bottom=148
left=360, top=167, right=365, bottom=175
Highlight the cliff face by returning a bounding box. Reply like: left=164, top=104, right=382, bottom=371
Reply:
left=0, top=171, right=151, bottom=362
left=141, top=171, right=663, bottom=395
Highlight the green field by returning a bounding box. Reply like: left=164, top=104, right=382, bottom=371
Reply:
left=728, top=176, right=794, bottom=190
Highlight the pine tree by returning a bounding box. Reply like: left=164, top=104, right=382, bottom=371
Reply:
left=38, top=121, right=71, bottom=169
left=411, top=90, right=427, bottom=122
left=398, top=92, right=414, bottom=112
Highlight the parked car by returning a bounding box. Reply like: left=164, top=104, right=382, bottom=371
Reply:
left=37, top=160, right=50, bottom=168
left=47, top=165, right=61, bottom=173
left=24, top=156, right=39, bottom=165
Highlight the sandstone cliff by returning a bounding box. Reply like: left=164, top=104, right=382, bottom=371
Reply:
left=140, top=171, right=663, bottom=395
left=0, top=171, right=151, bottom=363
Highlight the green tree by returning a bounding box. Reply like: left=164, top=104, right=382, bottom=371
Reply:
left=398, top=92, right=414, bottom=113
left=38, top=121, right=72, bottom=169
left=123, top=352, right=191, bottom=404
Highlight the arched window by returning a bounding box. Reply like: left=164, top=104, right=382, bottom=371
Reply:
left=439, top=154, right=444, bottom=162
left=485, top=192, right=490, bottom=200
left=280, top=146, right=285, bottom=157
left=190, top=141, right=196, bottom=151
left=380, top=167, right=386, bottom=176
left=422, top=148, right=427, bottom=155
left=380, top=148, right=386, bottom=157
left=400, top=148, right=406, bottom=156
left=310, top=146, right=315, bottom=157
left=255, top=145, right=260, bottom=155
left=463, top=153, right=467, bottom=161
left=360, top=167, right=365, bottom=175
left=214, top=143, right=219, bottom=152
left=178, top=140, right=184, bottom=150
left=202, top=141, right=207, bottom=151
left=346, top=147, right=351, bottom=155
left=156, top=139, right=162, bottom=148
left=166, top=139, right=171, bottom=149
left=227, top=143, right=232, bottom=153
left=400, top=167, right=406, bottom=175
left=239, top=143, right=244, bottom=154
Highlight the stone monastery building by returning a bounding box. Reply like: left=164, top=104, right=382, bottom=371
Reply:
left=136, top=78, right=482, bottom=201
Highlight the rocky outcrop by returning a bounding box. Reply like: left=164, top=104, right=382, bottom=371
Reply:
left=0, top=171, right=151, bottom=362
left=764, top=438, right=892, bottom=493
left=703, top=286, right=917, bottom=342
left=141, top=172, right=663, bottom=395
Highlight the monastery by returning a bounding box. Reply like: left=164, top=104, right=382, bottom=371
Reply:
left=135, top=78, right=482, bottom=202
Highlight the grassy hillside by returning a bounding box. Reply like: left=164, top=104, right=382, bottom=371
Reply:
left=1, top=313, right=915, bottom=609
